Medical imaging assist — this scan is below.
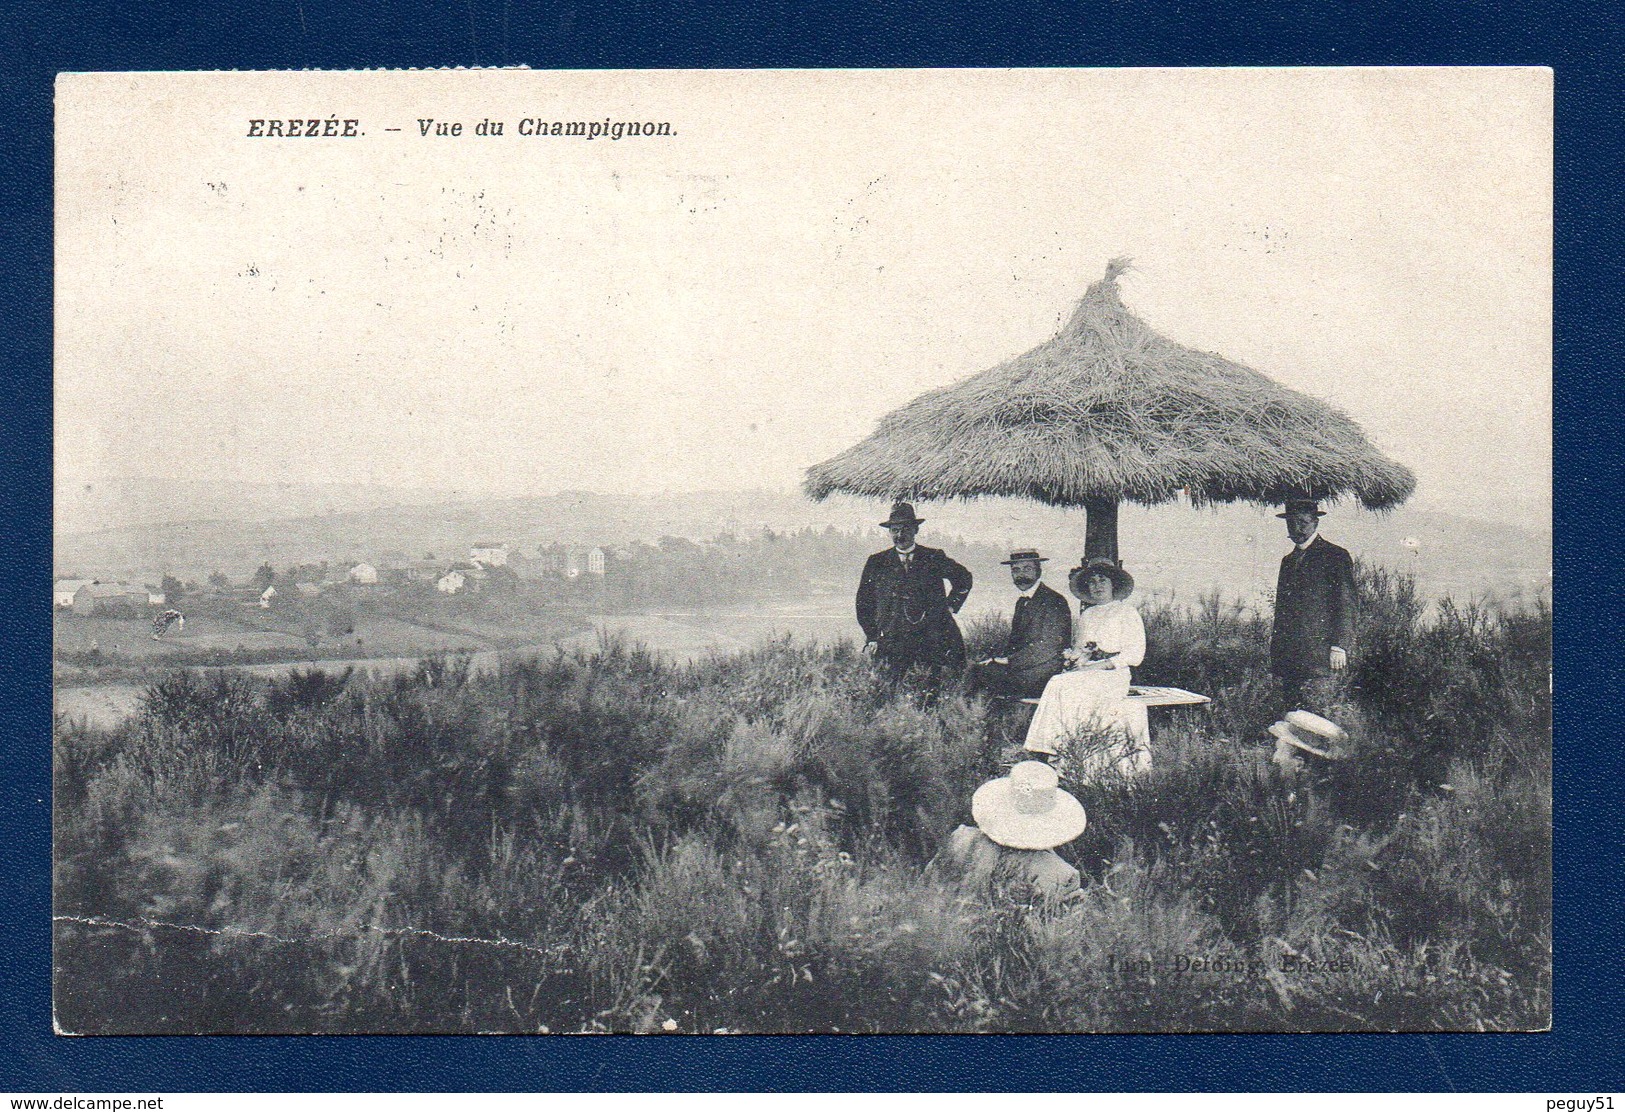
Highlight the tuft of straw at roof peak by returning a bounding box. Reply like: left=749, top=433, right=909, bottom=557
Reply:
left=1064, top=257, right=1133, bottom=334
left=1102, top=256, right=1132, bottom=284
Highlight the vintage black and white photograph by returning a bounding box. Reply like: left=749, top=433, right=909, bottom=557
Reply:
left=52, top=68, right=1551, bottom=1033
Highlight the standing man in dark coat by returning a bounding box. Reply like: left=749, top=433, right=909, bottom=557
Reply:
left=857, top=502, right=973, bottom=685
left=1271, top=498, right=1358, bottom=714
left=970, top=549, right=1074, bottom=699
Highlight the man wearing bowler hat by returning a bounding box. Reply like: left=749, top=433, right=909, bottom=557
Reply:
left=970, top=549, right=1074, bottom=700
left=857, top=502, right=973, bottom=685
left=1271, top=498, right=1358, bottom=714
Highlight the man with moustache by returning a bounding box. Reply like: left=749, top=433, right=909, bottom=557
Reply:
left=856, top=502, right=973, bottom=687
left=969, top=549, right=1074, bottom=700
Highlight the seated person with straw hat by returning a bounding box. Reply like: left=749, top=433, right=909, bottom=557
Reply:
left=1268, top=709, right=1347, bottom=774
left=969, top=548, right=1074, bottom=700
left=1024, top=560, right=1150, bottom=779
left=926, top=761, right=1086, bottom=904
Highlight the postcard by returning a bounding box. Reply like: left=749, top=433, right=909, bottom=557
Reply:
left=53, top=68, right=1551, bottom=1033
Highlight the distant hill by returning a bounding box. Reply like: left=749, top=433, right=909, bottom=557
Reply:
left=52, top=489, right=835, bottom=581
left=908, top=498, right=1550, bottom=607
left=54, top=485, right=1549, bottom=606
left=54, top=478, right=476, bottom=536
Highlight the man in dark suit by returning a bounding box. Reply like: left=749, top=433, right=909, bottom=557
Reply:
left=970, top=549, right=1073, bottom=699
left=1271, top=498, right=1358, bottom=714
left=857, top=502, right=973, bottom=684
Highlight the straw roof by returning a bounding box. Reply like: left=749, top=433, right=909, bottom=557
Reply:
left=804, top=259, right=1415, bottom=511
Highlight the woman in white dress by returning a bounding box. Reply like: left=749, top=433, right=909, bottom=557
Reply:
left=1023, top=559, right=1151, bottom=779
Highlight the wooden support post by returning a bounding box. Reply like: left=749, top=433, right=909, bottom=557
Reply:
left=1083, top=496, right=1120, bottom=565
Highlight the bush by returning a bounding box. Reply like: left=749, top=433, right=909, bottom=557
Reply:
left=53, top=574, right=1550, bottom=1032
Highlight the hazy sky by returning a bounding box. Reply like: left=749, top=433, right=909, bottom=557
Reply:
left=56, top=68, right=1551, bottom=524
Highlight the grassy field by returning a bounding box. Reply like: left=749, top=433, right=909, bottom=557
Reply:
left=56, top=611, right=491, bottom=665
left=54, top=613, right=310, bottom=660
left=52, top=568, right=1550, bottom=1033
left=52, top=600, right=595, bottom=687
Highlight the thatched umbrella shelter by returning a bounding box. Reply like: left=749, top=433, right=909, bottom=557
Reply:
left=804, top=259, right=1414, bottom=564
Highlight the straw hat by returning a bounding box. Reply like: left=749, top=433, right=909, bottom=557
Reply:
left=1000, top=548, right=1049, bottom=566
left=1285, top=709, right=1345, bottom=741
left=1261, top=712, right=1339, bottom=764
left=971, top=761, right=1088, bottom=850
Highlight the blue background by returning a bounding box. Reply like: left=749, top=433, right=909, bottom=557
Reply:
left=3, top=0, right=1618, bottom=1093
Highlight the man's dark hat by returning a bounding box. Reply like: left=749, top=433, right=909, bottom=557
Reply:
left=1276, top=498, right=1328, bottom=519
left=1000, top=549, right=1049, bottom=566
left=879, top=501, right=925, bottom=528
left=1069, top=559, right=1135, bottom=601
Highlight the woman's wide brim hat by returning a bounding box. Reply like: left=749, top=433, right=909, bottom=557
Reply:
left=1069, top=559, right=1135, bottom=600
left=972, top=760, right=1088, bottom=850
left=879, top=501, right=925, bottom=528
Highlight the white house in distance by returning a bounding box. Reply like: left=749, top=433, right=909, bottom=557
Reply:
left=385, top=559, right=443, bottom=583
left=348, top=562, right=379, bottom=585
left=469, top=541, right=508, bottom=567
left=587, top=547, right=607, bottom=576
left=55, top=579, right=94, bottom=608
left=69, top=582, right=149, bottom=616
left=438, top=560, right=493, bottom=594
left=259, top=585, right=277, bottom=609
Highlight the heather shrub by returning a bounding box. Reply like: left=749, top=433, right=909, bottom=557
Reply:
left=54, top=573, right=1550, bottom=1032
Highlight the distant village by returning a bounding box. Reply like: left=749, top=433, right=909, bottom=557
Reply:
left=56, top=541, right=605, bottom=615
left=53, top=526, right=920, bottom=624
left=52, top=520, right=996, bottom=680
